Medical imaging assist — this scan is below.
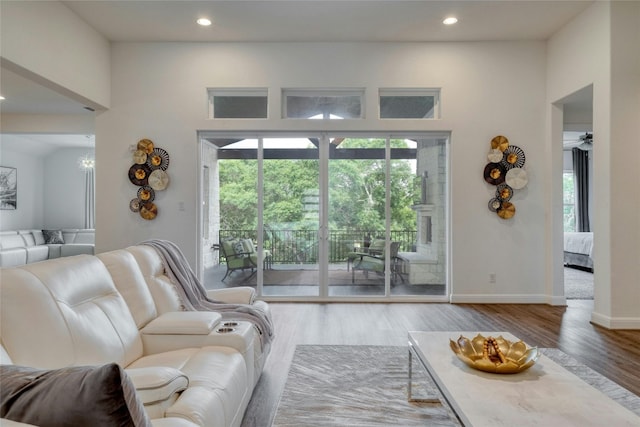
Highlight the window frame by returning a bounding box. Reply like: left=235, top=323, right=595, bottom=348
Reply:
left=563, top=170, right=577, bottom=232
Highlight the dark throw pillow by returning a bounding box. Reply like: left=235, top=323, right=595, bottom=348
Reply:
left=42, top=229, right=64, bottom=244
left=233, top=239, right=248, bottom=258
left=0, top=363, right=152, bottom=427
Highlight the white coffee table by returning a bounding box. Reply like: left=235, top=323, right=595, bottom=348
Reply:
left=408, top=331, right=640, bottom=427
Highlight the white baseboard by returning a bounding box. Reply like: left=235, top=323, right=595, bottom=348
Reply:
left=591, top=312, right=640, bottom=330
left=449, top=294, right=549, bottom=304
left=548, top=295, right=568, bottom=306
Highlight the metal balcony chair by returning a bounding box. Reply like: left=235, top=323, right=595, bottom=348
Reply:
left=351, top=241, right=401, bottom=284
left=219, top=237, right=272, bottom=281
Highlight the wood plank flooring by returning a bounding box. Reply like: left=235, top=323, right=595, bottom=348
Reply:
left=241, top=301, right=640, bottom=427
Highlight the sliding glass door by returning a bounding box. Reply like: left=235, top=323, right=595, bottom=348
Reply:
left=328, top=137, right=386, bottom=296
left=261, top=138, right=320, bottom=297
left=201, top=132, right=448, bottom=300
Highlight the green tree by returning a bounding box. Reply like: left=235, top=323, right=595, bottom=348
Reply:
left=329, top=138, right=417, bottom=233
left=263, top=158, right=319, bottom=227
left=219, top=138, right=418, bottom=233
left=219, top=160, right=258, bottom=230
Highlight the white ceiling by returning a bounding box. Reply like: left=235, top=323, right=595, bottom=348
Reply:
left=62, top=1, right=593, bottom=43
left=1, top=0, right=594, bottom=150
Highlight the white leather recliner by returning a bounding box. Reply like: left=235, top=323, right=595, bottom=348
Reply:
left=0, top=245, right=271, bottom=427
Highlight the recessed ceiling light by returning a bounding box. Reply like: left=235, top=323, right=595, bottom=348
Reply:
left=443, top=17, right=458, bottom=25
left=0, top=95, right=5, bottom=100
left=196, top=18, right=212, bottom=26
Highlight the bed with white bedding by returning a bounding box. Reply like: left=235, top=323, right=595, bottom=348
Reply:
left=564, top=232, right=593, bottom=271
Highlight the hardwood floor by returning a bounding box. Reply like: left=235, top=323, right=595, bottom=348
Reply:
left=241, top=300, right=640, bottom=426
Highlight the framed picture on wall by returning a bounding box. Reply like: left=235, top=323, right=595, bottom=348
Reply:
left=0, top=166, right=17, bottom=210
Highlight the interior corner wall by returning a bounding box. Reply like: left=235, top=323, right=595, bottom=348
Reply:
left=97, top=40, right=549, bottom=301
left=607, top=0, right=640, bottom=327
left=0, top=0, right=111, bottom=109
left=547, top=1, right=640, bottom=328
left=548, top=1, right=612, bottom=314
left=43, top=148, right=94, bottom=229
left=0, top=148, right=44, bottom=230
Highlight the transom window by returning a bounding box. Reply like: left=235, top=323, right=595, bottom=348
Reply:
left=282, top=89, right=364, bottom=119
left=379, top=88, right=440, bottom=119
left=208, top=88, right=268, bottom=119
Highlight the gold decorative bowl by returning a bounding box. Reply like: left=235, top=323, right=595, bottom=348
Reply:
left=449, top=334, right=539, bottom=374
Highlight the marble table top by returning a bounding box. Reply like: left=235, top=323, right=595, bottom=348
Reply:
left=409, top=331, right=640, bottom=427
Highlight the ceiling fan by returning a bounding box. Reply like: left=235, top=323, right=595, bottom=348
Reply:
left=563, top=132, right=593, bottom=151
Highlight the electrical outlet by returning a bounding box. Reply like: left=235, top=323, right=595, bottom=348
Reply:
left=489, top=273, right=496, bottom=283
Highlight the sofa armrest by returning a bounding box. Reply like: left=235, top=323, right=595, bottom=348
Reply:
left=0, top=248, right=27, bottom=268
left=149, top=418, right=200, bottom=427
left=206, top=287, right=256, bottom=304
left=125, top=367, right=189, bottom=406
left=141, top=312, right=221, bottom=335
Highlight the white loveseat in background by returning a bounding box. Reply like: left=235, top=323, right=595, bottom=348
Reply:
left=0, top=229, right=95, bottom=267
left=0, top=243, right=272, bottom=427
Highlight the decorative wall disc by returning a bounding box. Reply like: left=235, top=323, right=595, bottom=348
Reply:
left=501, top=145, right=525, bottom=170
left=496, top=183, right=513, bottom=201
left=147, top=148, right=170, bottom=170
left=485, top=135, right=526, bottom=220
left=130, top=138, right=170, bottom=221
left=128, top=164, right=151, bottom=186
left=505, top=167, right=528, bottom=189
left=483, top=162, right=506, bottom=185
left=148, top=169, right=169, bottom=191
left=137, top=185, right=155, bottom=202
left=137, top=139, right=155, bottom=154
left=491, top=135, right=509, bottom=152
left=133, top=150, right=148, bottom=165
left=487, top=149, right=503, bottom=163
left=140, top=202, right=158, bottom=220
left=497, top=201, right=516, bottom=219
left=488, top=198, right=501, bottom=212
left=129, top=198, right=141, bottom=212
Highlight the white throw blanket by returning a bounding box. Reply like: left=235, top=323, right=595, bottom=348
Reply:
left=141, top=239, right=274, bottom=351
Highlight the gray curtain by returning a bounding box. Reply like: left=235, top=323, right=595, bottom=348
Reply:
left=572, top=148, right=590, bottom=232
left=84, top=168, right=95, bottom=229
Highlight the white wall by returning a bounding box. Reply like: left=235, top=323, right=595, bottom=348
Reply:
left=607, top=1, right=640, bottom=326
left=0, top=147, right=44, bottom=230
left=0, top=145, right=92, bottom=231
left=0, top=1, right=111, bottom=109
left=97, top=41, right=548, bottom=302
left=547, top=1, right=640, bottom=327
left=43, top=148, right=94, bottom=229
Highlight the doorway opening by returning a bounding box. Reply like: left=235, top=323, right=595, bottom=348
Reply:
left=561, top=85, right=594, bottom=300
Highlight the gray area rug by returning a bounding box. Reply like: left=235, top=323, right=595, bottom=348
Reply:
left=272, top=345, right=640, bottom=426
left=565, top=266, right=594, bottom=299
left=272, top=345, right=458, bottom=426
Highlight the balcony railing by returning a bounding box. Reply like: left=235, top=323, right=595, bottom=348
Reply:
left=219, top=229, right=416, bottom=264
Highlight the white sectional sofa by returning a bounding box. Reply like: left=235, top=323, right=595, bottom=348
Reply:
left=0, top=244, right=272, bottom=427
left=0, top=229, right=95, bottom=267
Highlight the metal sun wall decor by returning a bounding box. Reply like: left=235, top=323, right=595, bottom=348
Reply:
left=484, top=135, right=528, bottom=219
left=128, top=139, right=170, bottom=220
